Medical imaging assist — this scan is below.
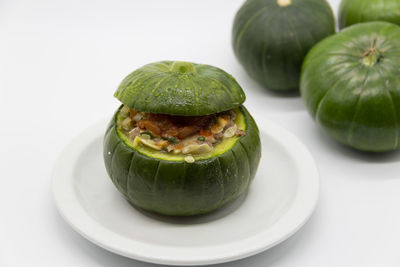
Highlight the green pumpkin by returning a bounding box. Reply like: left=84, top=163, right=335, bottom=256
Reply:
left=339, top=0, right=400, bottom=29
left=232, top=0, right=335, bottom=91
left=300, top=22, right=400, bottom=152
left=114, top=61, right=245, bottom=116
left=104, top=61, right=261, bottom=216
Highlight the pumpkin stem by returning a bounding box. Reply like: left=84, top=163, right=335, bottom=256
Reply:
left=277, top=0, right=291, bottom=7
left=171, top=61, right=197, bottom=74
left=361, top=36, right=383, bottom=66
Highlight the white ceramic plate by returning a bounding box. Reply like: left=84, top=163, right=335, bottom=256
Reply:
left=52, top=118, right=319, bottom=266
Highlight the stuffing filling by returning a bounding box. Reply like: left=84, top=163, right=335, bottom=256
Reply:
left=118, top=105, right=245, bottom=159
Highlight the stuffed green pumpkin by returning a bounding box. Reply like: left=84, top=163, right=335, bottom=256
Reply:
left=104, top=61, right=261, bottom=216
left=301, top=22, right=400, bottom=152
left=232, top=0, right=335, bottom=91
left=339, top=0, right=400, bottom=29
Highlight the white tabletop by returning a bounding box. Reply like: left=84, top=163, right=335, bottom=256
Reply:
left=1, top=0, right=399, bottom=266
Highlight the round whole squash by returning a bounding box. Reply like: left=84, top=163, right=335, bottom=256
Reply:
left=232, top=0, right=335, bottom=91
left=300, top=22, right=400, bottom=152
left=104, top=61, right=261, bottom=216
left=339, top=0, right=400, bottom=29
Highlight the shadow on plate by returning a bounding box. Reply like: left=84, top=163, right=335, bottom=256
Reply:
left=128, top=191, right=248, bottom=225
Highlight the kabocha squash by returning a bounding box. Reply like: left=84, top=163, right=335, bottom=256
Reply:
left=339, top=0, right=400, bottom=29
left=232, top=0, right=335, bottom=91
left=300, top=22, right=400, bottom=152
left=104, top=61, right=261, bottom=216
left=114, top=61, right=246, bottom=116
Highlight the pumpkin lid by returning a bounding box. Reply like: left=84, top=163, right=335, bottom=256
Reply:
left=114, top=61, right=246, bottom=116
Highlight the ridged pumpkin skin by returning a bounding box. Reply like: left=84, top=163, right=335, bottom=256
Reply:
left=114, top=61, right=245, bottom=116
left=339, top=0, right=400, bottom=29
left=232, top=0, right=335, bottom=91
left=300, top=22, right=400, bottom=152
left=103, top=106, right=261, bottom=216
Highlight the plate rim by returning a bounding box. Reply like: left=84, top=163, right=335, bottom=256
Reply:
left=52, top=117, right=319, bottom=266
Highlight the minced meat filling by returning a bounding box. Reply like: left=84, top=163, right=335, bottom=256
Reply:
left=118, top=105, right=245, bottom=155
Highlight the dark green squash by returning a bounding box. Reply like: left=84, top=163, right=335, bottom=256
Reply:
left=104, top=61, right=261, bottom=216
left=300, top=22, right=400, bottom=152
left=232, top=0, right=335, bottom=91
left=114, top=61, right=245, bottom=116
left=339, top=0, right=400, bottom=29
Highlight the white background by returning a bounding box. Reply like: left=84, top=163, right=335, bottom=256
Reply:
left=1, top=0, right=400, bottom=266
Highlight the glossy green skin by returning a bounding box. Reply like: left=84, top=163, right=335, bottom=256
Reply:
left=114, top=61, right=246, bottom=116
left=103, top=106, right=261, bottom=216
left=232, top=0, right=335, bottom=91
left=339, top=0, right=400, bottom=29
left=300, top=22, right=400, bottom=152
